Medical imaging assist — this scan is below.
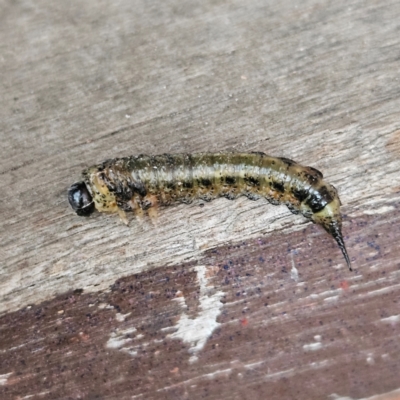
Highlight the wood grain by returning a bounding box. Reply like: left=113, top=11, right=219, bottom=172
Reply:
left=1, top=0, right=400, bottom=398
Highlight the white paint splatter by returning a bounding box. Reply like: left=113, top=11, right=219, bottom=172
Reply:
left=105, top=266, right=223, bottom=362
left=366, top=355, right=375, bottom=365
left=98, top=303, right=114, bottom=310
left=0, top=372, right=12, bottom=386
left=106, top=327, right=137, bottom=350
left=310, top=359, right=330, bottom=369
left=381, top=315, right=400, bottom=324
left=303, top=335, right=322, bottom=351
left=290, top=255, right=299, bottom=282
left=20, top=392, right=50, bottom=399
left=115, top=312, right=131, bottom=322
left=303, top=342, right=322, bottom=351
left=324, top=295, right=339, bottom=302
left=168, top=265, right=224, bottom=362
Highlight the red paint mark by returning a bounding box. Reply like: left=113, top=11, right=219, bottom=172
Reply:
left=340, top=280, right=349, bottom=290
left=240, top=317, right=248, bottom=327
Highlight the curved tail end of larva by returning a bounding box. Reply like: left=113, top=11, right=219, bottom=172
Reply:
left=312, top=198, right=352, bottom=271
left=331, top=223, right=352, bottom=271
left=321, top=219, right=352, bottom=271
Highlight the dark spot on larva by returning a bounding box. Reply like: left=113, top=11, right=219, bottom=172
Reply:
left=304, top=173, right=318, bottom=185
left=251, top=151, right=266, bottom=157
left=278, top=157, right=296, bottom=167
left=166, top=182, right=176, bottom=190
left=100, top=159, right=113, bottom=168
left=246, top=193, right=260, bottom=201
left=164, top=154, right=177, bottom=166
left=272, top=181, right=285, bottom=192
left=225, top=176, right=236, bottom=185
left=99, top=172, right=106, bottom=180
left=287, top=204, right=300, bottom=215
left=183, top=181, right=193, bottom=189
left=118, top=201, right=132, bottom=211
left=305, top=188, right=332, bottom=213
left=308, top=166, right=323, bottom=179
left=267, top=197, right=280, bottom=205
left=200, top=178, right=212, bottom=187
left=130, top=181, right=147, bottom=197
left=224, top=192, right=236, bottom=200
left=306, top=196, right=325, bottom=213
left=200, top=194, right=213, bottom=202
left=292, top=188, right=309, bottom=202
left=141, top=199, right=153, bottom=210
left=303, top=166, right=323, bottom=184
left=318, top=185, right=334, bottom=204
left=181, top=197, right=193, bottom=204
left=244, top=176, right=260, bottom=186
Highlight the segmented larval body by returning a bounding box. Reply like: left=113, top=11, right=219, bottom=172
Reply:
left=68, top=153, right=351, bottom=270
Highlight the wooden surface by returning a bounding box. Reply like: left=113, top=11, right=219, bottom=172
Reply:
left=1, top=0, right=400, bottom=399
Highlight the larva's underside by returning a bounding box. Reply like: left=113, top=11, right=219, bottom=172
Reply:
left=68, top=153, right=352, bottom=270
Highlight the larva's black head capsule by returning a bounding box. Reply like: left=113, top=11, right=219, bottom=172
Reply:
left=68, top=181, right=95, bottom=217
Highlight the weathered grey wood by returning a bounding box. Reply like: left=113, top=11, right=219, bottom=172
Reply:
left=1, top=0, right=400, bottom=399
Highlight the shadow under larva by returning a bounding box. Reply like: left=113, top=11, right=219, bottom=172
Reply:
left=68, top=152, right=352, bottom=271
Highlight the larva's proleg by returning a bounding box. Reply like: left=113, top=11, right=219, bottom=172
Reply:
left=68, top=153, right=352, bottom=270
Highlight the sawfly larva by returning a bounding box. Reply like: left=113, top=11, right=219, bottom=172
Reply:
left=68, top=153, right=352, bottom=270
